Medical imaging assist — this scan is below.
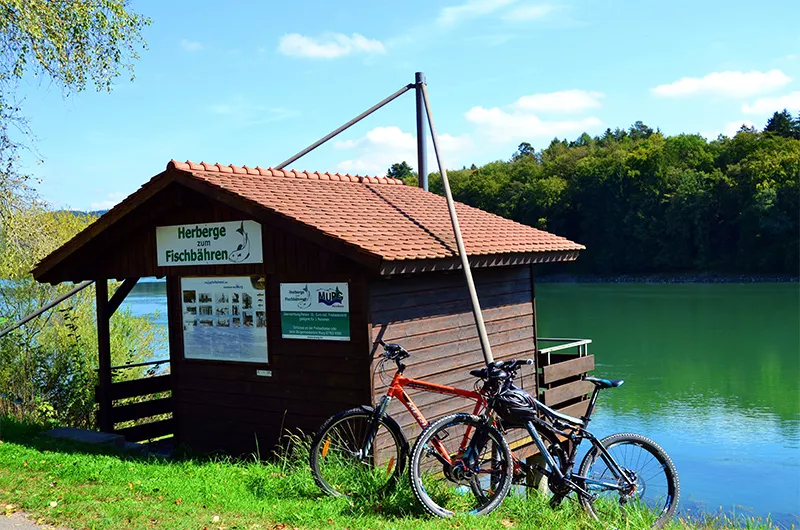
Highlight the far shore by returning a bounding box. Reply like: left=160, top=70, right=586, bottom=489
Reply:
left=536, top=273, right=799, bottom=283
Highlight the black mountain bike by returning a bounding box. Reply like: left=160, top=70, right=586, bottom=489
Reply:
left=409, top=359, right=680, bottom=527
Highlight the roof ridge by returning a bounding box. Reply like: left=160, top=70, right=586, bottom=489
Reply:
left=167, top=159, right=406, bottom=185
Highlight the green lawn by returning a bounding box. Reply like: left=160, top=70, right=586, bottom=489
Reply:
left=0, top=417, right=779, bottom=530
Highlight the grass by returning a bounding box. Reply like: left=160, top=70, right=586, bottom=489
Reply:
left=0, top=416, right=785, bottom=530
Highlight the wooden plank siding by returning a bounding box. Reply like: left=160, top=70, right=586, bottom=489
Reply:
left=369, top=267, right=539, bottom=447
left=135, top=190, right=376, bottom=456
left=170, top=273, right=371, bottom=455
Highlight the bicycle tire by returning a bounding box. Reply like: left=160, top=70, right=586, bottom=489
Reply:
left=409, top=413, right=513, bottom=518
left=310, top=406, right=408, bottom=498
left=577, top=432, right=680, bottom=528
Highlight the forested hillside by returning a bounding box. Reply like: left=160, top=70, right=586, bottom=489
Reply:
left=409, top=111, right=799, bottom=275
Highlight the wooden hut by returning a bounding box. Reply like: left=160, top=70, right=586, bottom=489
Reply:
left=33, top=160, right=594, bottom=455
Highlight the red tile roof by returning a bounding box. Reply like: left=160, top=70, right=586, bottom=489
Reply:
left=168, top=160, right=584, bottom=262
left=169, top=160, right=407, bottom=185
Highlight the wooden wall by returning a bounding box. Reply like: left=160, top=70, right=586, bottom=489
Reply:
left=82, top=184, right=377, bottom=456
left=369, top=266, right=538, bottom=447
left=167, top=273, right=372, bottom=456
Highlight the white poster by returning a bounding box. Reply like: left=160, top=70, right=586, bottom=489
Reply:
left=280, top=283, right=350, bottom=341
left=181, top=276, right=267, bottom=363
left=157, top=221, right=263, bottom=266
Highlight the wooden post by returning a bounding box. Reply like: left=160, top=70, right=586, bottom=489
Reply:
left=96, top=279, right=113, bottom=433
left=108, top=278, right=139, bottom=316
left=530, top=264, right=539, bottom=399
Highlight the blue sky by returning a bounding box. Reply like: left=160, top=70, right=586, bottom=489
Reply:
left=16, top=0, right=800, bottom=210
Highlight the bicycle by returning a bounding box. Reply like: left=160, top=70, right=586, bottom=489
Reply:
left=309, top=340, right=489, bottom=498
left=409, top=359, right=680, bottom=527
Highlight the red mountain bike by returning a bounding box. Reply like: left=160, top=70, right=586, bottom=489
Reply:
left=309, top=340, right=490, bottom=499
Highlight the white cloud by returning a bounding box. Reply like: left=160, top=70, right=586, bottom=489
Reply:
left=438, top=0, right=517, bottom=25
left=90, top=192, right=126, bottom=211
left=334, top=126, right=474, bottom=176
left=742, top=91, right=800, bottom=114
left=652, top=69, right=792, bottom=98
left=514, top=90, right=603, bottom=113
left=277, top=33, right=385, bottom=59
left=180, top=39, right=204, bottom=52
left=501, top=3, right=558, bottom=21
left=465, top=106, right=601, bottom=143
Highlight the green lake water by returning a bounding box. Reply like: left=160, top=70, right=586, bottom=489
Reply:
left=126, top=281, right=800, bottom=524
left=536, top=283, right=799, bottom=525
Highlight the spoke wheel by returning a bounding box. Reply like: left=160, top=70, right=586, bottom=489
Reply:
left=578, top=432, right=679, bottom=528
left=409, top=413, right=513, bottom=518
left=310, top=407, right=407, bottom=498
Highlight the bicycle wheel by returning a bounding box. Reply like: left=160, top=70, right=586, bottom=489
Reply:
left=310, top=406, right=407, bottom=498
left=409, top=413, right=513, bottom=518
left=577, top=432, right=680, bottom=528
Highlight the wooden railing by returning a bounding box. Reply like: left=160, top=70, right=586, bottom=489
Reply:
left=537, top=338, right=594, bottom=418
left=96, top=359, right=174, bottom=443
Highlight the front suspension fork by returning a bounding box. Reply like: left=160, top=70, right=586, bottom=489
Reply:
left=361, top=395, right=392, bottom=458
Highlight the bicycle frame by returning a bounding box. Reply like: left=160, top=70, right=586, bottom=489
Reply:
left=520, top=389, right=637, bottom=501
left=361, top=364, right=488, bottom=464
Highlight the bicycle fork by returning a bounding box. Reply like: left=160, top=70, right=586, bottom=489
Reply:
left=360, top=395, right=392, bottom=459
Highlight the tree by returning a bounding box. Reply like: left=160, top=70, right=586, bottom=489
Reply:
left=512, top=142, right=536, bottom=160
left=0, top=205, right=163, bottom=426
left=764, top=109, right=800, bottom=140
left=387, top=161, right=415, bottom=181
left=629, top=121, right=655, bottom=140
left=0, top=1, right=152, bottom=425
left=0, top=0, right=149, bottom=217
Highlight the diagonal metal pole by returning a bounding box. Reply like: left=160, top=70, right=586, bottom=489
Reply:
left=276, top=83, right=415, bottom=170
left=420, top=83, right=494, bottom=365
left=0, top=280, right=94, bottom=339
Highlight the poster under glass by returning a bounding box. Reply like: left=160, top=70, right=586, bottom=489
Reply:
left=279, top=282, right=350, bottom=341
left=181, top=276, right=267, bottom=363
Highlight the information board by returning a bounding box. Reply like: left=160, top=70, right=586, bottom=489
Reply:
left=181, top=276, right=267, bottom=363
left=279, top=283, right=350, bottom=341
left=157, top=221, right=263, bottom=266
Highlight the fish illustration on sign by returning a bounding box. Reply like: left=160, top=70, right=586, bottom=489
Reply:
left=229, top=221, right=251, bottom=263
left=298, top=284, right=312, bottom=309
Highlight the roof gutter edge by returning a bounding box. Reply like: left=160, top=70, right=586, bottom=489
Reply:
left=378, top=250, right=582, bottom=276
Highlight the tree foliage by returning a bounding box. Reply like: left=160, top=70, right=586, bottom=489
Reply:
left=429, top=113, right=800, bottom=275
left=387, top=161, right=415, bottom=181
left=764, top=109, right=800, bottom=140
left=0, top=204, right=164, bottom=427
left=0, top=0, right=149, bottom=219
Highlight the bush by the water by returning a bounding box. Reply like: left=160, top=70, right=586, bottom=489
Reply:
left=0, top=201, right=164, bottom=427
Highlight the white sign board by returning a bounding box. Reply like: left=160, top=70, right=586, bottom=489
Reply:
left=156, top=221, right=263, bottom=266
left=280, top=283, right=350, bottom=341
left=181, top=276, right=267, bottom=363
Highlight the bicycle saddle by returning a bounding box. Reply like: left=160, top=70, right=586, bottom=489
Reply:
left=585, top=376, right=624, bottom=389
left=469, top=365, right=507, bottom=380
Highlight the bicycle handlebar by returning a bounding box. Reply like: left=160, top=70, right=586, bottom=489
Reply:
left=377, top=339, right=410, bottom=361
left=469, top=358, right=533, bottom=381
